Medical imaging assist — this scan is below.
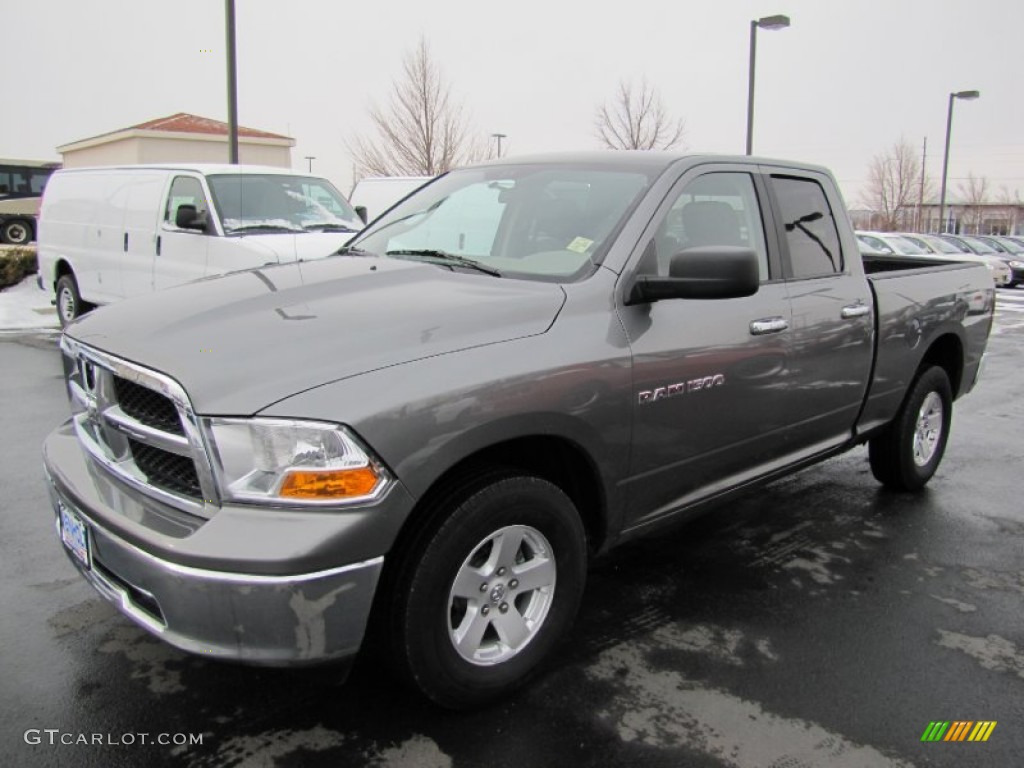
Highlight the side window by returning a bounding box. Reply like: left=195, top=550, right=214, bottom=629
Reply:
left=772, top=176, right=844, bottom=278
left=643, top=172, right=769, bottom=280
left=164, top=176, right=209, bottom=226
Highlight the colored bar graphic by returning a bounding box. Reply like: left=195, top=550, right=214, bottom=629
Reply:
left=922, top=721, right=996, bottom=742
left=921, top=721, right=950, bottom=741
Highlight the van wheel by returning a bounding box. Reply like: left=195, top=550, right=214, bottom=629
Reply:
left=1, top=219, right=32, bottom=245
left=390, top=474, right=587, bottom=708
left=869, top=366, right=952, bottom=491
left=56, top=274, right=88, bottom=327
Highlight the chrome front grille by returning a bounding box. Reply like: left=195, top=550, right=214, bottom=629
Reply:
left=60, top=336, right=218, bottom=518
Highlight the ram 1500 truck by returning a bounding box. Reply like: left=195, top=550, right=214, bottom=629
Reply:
left=43, top=153, right=993, bottom=708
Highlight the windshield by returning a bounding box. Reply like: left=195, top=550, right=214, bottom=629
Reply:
left=959, top=236, right=996, bottom=254
left=346, top=163, right=654, bottom=281
left=207, top=174, right=362, bottom=234
left=919, top=236, right=961, bottom=254
left=885, top=235, right=928, bottom=255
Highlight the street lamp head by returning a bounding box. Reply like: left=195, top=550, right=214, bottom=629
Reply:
left=756, top=14, right=791, bottom=30
left=952, top=90, right=980, bottom=101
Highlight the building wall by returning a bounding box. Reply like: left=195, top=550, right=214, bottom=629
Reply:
left=62, top=136, right=292, bottom=169
left=61, top=138, right=145, bottom=168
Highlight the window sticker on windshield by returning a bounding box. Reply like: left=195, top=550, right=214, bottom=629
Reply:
left=567, top=237, right=594, bottom=254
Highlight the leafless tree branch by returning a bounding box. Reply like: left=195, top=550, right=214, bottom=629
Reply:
left=594, top=78, right=686, bottom=151
left=861, top=137, right=930, bottom=231
left=348, top=37, right=481, bottom=177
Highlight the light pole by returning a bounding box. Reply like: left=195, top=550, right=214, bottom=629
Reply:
left=938, top=90, right=980, bottom=234
left=745, top=14, right=790, bottom=156
left=491, top=133, right=507, bottom=158
left=225, top=0, right=239, bottom=164
left=304, top=156, right=316, bottom=173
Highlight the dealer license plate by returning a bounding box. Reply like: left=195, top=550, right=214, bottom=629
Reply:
left=59, top=500, right=90, bottom=569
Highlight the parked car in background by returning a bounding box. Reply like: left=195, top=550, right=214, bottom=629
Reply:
left=349, top=176, right=433, bottom=223
left=855, top=231, right=1011, bottom=287
left=939, top=233, right=1020, bottom=288
left=974, top=236, right=1024, bottom=287
left=37, top=164, right=363, bottom=326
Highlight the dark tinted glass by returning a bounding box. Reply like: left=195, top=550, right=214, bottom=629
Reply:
left=773, top=176, right=843, bottom=278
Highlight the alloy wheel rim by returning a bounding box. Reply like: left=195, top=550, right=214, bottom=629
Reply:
left=447, top=524, right=556, bottom=666
left=913, top=391, right=943, bottom=467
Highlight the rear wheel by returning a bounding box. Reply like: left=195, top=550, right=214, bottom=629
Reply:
left=869, top=366, right=952, bottom=491
left=389, top=474, right=587, bottom=708
left=1, top=219, right=32, bottom=245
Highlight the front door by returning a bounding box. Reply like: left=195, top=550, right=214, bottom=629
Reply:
left=618, top=167, right=796, bottom=529
left=155, top=175, right=211, bottom=291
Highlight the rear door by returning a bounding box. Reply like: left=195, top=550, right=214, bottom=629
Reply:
left=765, top=170, right=874, bottom=452
left=618, top=164, right=795, bottom=528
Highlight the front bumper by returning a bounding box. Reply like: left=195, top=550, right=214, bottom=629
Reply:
left=43, top=423, right=394, bottom=667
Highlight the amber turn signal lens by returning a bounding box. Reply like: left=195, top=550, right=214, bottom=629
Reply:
left=278, top=467, right=380, bottom=499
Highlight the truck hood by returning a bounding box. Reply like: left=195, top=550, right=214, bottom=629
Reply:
left=68, top=256, right=566, bottom=414
left=231, top=231, right=357, bottom=263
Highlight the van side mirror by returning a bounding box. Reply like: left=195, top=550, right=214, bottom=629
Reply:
left=355, top=205, right=368, bottom=224
left=626, top=246, right=760, bottom=304
left=175, top=204, right=207, bottom=232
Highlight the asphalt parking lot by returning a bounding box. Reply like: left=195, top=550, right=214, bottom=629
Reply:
left=2, top=290, right=1022, bottom=768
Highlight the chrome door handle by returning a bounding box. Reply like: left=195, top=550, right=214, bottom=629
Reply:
left=841, top=303, right=870, bottom=319
left=750, top=317, right=789, bottom=335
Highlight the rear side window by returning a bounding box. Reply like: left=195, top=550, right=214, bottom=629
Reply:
left=772, top=176, right=844, bottom=278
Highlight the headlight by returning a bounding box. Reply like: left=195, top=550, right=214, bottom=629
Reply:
left=983, top=263, right=994, bottom=271
left=202, top=418, right=389, bottom=505
left=1009, top=260, right=1024, bottom=268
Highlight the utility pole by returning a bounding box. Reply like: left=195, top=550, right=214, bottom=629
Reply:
left=225, top=0, right=239, bottom=164
left=916, top=137, right=927, bottom=232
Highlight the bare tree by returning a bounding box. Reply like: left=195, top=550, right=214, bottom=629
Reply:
left=594, top=78, right=686, bottom=151
left=994, top=185, right=1020, bottom=236
left=349, top=37, right=482, bottom=177
left=862, top=137, right=929, bottom=231
left=957, top=173, right=989, bottom=234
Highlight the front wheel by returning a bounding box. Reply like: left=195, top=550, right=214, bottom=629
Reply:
left=390, top=474, right=587, bottom=708
left=869, top=366, right=953, bottom=491
left=56, top=274, right=89, bottom=327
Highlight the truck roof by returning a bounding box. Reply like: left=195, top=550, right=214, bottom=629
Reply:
left=465, top=151, right=833, bottom=177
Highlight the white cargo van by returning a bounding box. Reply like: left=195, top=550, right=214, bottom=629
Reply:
left=349, top=176, right=433, bottom=223
left=37, top=164, right=363, bottom=326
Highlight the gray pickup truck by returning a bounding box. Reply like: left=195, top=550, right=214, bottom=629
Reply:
left=44, top=153, right=993, bottom=707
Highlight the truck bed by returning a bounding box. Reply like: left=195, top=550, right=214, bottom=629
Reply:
left=857, top=255, right=993, bottom=437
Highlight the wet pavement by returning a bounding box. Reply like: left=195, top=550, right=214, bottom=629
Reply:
left=2, top=291, right=1023, bottom=768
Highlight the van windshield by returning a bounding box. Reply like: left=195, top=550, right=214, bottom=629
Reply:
left=207, top=174, right=362, bottom=234
left=346, top=163, right=653, bottom=281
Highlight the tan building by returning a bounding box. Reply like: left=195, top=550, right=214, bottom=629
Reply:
left=57, top=113, right=295, bottom=168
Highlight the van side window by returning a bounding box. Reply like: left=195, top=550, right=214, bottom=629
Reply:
left=642, top=172, right=769, bottom=281
left=165, top=177, right=209, bottom=226
left=771, top=176, right=844, bottom=278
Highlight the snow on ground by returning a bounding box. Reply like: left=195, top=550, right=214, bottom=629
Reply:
left=0, top=276, right=59, bottom=331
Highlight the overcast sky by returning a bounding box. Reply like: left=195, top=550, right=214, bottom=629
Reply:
left=5, top=0, right=1022, bottom=207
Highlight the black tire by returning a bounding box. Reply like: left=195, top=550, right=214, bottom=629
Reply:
left=869, top=366, right=953, bottom=491
left=56, top=274, right=88, bottom=327
left=389, top=474, right=587, bottom=708
left=1, top=219, right=33, bottom=245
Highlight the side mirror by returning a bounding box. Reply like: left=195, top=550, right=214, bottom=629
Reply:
left=626, top=246, right=760, bottom=304
left=175, top=204, right=207, bottom=232
left=354, top=205, right=368, bottom=224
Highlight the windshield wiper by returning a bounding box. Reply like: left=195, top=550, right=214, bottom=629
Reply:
left=335, top=245, right=376, bottom=257
left=302, top=222, right=360, bottom=233
left=385, top=249, right=502, bottom=277
left=226, top=224, right=306, bottom=234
